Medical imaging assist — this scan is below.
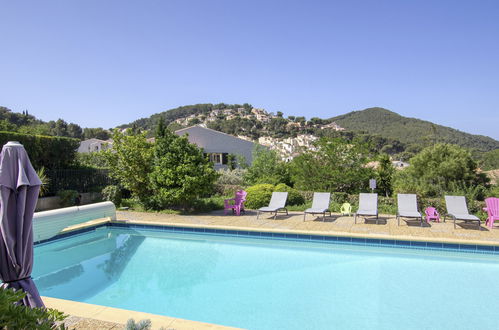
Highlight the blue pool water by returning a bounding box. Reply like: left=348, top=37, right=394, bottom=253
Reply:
left=33, top=227, right=499, bottom=330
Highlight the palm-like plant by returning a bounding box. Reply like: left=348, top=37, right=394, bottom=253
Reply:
left=36, top=167, right=50, bottom=197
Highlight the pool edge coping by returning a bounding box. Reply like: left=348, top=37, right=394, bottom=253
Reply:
left=35, top=218, right=499, bottom=254
left=42, top=296, right=240, bottom=330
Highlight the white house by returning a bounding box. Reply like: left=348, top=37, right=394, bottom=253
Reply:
left=175, top=125, right=255, bottom=169
left=77, top=138, right=112, bottom=153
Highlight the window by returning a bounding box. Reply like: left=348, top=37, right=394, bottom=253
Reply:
left=209, top=153, right=223, bottom=164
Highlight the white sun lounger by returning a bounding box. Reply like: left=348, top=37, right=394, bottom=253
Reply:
left=397, top=194, right=423, bottom=226
left=354, top=193, right=378, bottom=224
left=304, top=192, right=331, bottom=221
left=257, top=192, right=288, bottom=220
left=444, top=195, right=481, bottom=230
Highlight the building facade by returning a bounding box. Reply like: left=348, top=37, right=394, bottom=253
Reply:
left=175, top=125, right=255, bottom=169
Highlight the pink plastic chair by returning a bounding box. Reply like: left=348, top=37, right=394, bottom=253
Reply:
left=224, top=190, right=247, bottom=216
left=484, top=197, right=499, bottom=229
left=425, top=207, right=440, bottom=223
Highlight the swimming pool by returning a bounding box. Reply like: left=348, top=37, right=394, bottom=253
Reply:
left=33, top=225, right=499, bottom=330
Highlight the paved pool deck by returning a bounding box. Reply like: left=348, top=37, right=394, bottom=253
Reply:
left=115, top=209, right=499, bottom=246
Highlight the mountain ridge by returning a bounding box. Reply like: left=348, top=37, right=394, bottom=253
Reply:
left=330, top=107, right=498, bottom=152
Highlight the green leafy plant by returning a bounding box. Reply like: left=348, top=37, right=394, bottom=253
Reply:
left=274, top=183, right=304, bottom=206
left=245, top=184, right=275, bottom=209
left=0, top=288, right=67, bottom=329
left=375, top=154, right=395, bottom=197
left=102, top=185, right=123, bottom=206
left=147, top=126, right=219, bottom=210
left=105, top=129, right=155, bottom=207
left=57, top=190, right=79, bottom=207
left=244, top=145, right=291, bottom=186
left=125, top=318, right=151, bottom=330
left=290, top=137, right=374, bottom=193
left=394, top=143, right=490, bottom=198
left=76, top=151, right=109, bottom=168
left=36, top=166, right=50, bottom=197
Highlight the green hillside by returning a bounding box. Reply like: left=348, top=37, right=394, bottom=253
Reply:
left=330, top=107, right=499, bottom=152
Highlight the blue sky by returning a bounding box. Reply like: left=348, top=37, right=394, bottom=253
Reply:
left=1, top=0, right=498, bottom=139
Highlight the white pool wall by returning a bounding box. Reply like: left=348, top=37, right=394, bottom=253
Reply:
left=33, top=201, right=116, bottom=242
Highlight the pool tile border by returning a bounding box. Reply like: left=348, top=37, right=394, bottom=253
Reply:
left=35, top=221, right=499, bottom=255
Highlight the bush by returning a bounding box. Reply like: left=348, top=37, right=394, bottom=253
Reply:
left=274, top=183, right=304, bottom=206
left=57, top=190, right=79, bottom=207
left=214, top=168, right=247, bottom=196
left=0, top=287, right=67, bottom=329
left=216, top=168, right=247, bottom=186
left=331, top=192, right=349, bottom=204
left=76, top=151, right=109, bottom=168
left=125, top=318, right=151, bottom=330
left=214, top=184, right=244, bottom=197
left=245, top=184, right=275, bottom=209
left=378, top=196, right=397, bottom=214
left=0, top=131, right=79, bottom=169
left=102, top=185, right=123, bottom=206
left=189, top=196, right=225, bottom=213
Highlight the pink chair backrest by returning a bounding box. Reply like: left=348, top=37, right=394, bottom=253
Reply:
left=425, top=207, right=439, bottom=217
left=485, top=197, right=499, bottom=217
left=235, top=190, right=247, bottom=204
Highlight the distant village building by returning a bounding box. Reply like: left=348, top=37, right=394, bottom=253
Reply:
left=321, top=122, right=345, bottom=131
left=77, top=138, right=112, bottom=153
left=175, top=125, right=255, bottom=170
left=392, top=160, right=410, bottom=169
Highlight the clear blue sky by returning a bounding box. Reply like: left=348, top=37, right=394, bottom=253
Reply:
left=1, top=0, right=498, bottom=139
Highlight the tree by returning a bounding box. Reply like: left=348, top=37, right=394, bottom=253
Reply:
left=155, top=117, right=166, bottom=138
left=276, top=111, right=284, bottom=118
left=105, top=129, right=154, bottom=206
left=147, top=126, right=219, bottom=210
left=53, top=119, right=68, bottom=136
left=187, top=117, right=201, bottom=126
left=290, top=137, right=374, bottom=193
left=67, top=123, right=83, bottom=139
left=83, top=127, right=110, bottom=140
left=244, top=145, right=291, bottom=186
left=375, top=154, right=395, bottom=197
left=393, top=143, right=489, bottom=197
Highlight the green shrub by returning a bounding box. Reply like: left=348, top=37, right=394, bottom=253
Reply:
left=378, top=196, right=397, bottom=214
left=274, top=183, right=305, bottom=206
left=0, top=287, right=67, bottom=329
left=216, top=168, right=247, bottom=186
left=57, top=190, right=79, bottom=207
left=0, top=131, right=79, bottom=169
left=245, top=184, right=275, bottom=209
left=488, top=185, right=499, bottom=198
left=189, top=196, right=225, bottom=213
left=331, top=192, right=349, bottom=204
left=125, top=318, right=151, bottom=330
left=76, top=151, right=109, bottom=168
left=298, top=190, right=314, bottom=203
left=214, top=184, right=244, bottom=197
left=102, top=185, right=123, bottom=206
left=419, top=197, right=446, bottom=216
left=36, top=167, right=50, bottom=197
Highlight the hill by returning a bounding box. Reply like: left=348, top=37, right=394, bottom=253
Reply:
left=119, top=104, right=499, bottom=164
left=0, top=106, right=109, bottom=140
left=330, top=107, right=499, bottom=153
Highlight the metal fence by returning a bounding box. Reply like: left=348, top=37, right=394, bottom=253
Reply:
left=46, top=168, right=115, bottom=195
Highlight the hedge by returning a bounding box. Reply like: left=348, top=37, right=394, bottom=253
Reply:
left=0, top=131, right=79, bottom=169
